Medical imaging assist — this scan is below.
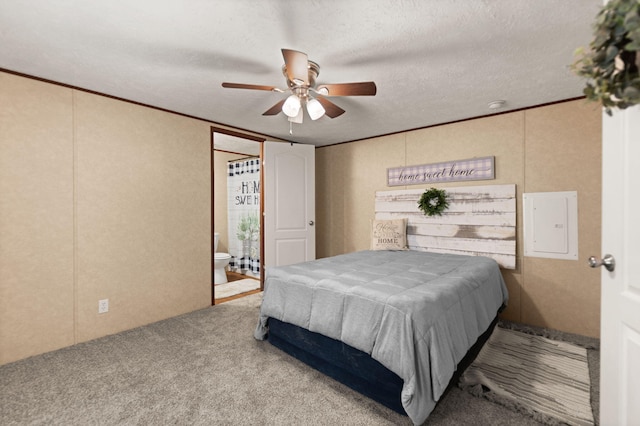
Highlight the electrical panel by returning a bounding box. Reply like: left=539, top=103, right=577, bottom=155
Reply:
left=523, top=191, right=578, bottom=260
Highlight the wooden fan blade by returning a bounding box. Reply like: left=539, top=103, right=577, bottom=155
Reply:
left=281, top=49, right=309, bottom=85
left=316, top=97, right=346, bottom=118
left=262, top=99, right=286, bottom=116
left=222, top=82, right=278, bottom=91
left=316, top=82, right=377, bottom=96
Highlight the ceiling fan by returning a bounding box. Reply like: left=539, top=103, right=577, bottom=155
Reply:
left=221, top=49, right=376, bottom=128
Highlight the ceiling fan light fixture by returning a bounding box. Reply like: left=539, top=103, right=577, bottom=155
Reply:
left=287, top=107, right=304, bottom=124
left=282, top=94, right=301, bottom=117
left=306, top=98, right=325, bottom=120
left=222, top=49, right=377, bottom=126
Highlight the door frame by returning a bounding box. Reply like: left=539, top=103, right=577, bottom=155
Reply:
left=210, top=127, right=265, bottom=305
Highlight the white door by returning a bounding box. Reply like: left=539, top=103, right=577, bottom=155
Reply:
left=263, top=141, right=315, bottom=267
left=597, top=105, right=640, bottom=425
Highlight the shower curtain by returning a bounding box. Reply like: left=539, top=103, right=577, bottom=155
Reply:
left=227, top=157, right=260, bottom=278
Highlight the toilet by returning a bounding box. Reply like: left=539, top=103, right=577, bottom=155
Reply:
left=213, top=232, right=231, bottom=284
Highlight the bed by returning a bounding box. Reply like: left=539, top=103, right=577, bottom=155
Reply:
left=254, top=250, right=508, bottom=425
left=254, top=184, right=515, bottom=424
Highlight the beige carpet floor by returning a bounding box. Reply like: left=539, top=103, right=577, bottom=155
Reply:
left=0, top=292, right=598, bottom=425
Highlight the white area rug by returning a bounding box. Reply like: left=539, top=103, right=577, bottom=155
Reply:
left=214, top=279, right=260, bottom=299
left=460, top=326, right=594, bottom=426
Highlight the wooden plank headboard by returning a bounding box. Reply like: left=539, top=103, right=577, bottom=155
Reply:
left=375, top=184, right=516, bottom=269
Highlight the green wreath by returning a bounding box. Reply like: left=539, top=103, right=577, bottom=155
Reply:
left=418, top=188, right=449, bottom=216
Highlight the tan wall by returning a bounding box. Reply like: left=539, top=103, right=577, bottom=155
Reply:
left=0, top=72, right=76, bottom=362
left=316, top=100, right=602, bottom=338
left=1, top=72, right=237, bottom=364
left=522, top=103, right=602, bottom=336
left=0, top=68, right=602, bottom=366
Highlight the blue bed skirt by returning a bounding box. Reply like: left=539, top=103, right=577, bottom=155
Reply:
left=267, top=315, right=499, bottom=416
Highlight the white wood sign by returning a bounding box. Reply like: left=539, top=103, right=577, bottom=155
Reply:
left=375, top=184, right=516, bottom=269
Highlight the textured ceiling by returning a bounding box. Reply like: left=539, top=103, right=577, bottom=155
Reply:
left=0, top=0, right=601, bottom=147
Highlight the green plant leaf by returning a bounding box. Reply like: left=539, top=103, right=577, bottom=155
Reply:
left=572, top=0, right=640, bottom=112
left=623, top=85, right=640, bottom=98
left=625, top=40, right=640, bottom=50
left=614, top=24, right=627, bottom=37
left=625, top=11, right=640, bottom=30
left=629, top=27, right=640, bottom=42
left=617, top=0, right=633, bottom=15
left=593, top=49, right=606, bottom=63
left=606, top=45, right=620, bottom=62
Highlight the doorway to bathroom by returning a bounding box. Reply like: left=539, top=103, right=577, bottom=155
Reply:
left=211, top=128, right=264, bottom=305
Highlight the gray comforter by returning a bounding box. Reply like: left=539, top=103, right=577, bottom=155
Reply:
left=254, top=250, right=508, bottom=425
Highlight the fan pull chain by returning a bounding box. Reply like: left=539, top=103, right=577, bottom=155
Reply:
left=289, top=121, right=293, bottom=135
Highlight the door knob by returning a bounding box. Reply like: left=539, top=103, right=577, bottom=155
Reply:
left=309, top=220, right=315, bottom=226
left=588, top=254, right=615, bottom=272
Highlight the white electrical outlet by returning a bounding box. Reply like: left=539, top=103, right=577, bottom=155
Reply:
left=98, top=299, right=109, bottom=314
